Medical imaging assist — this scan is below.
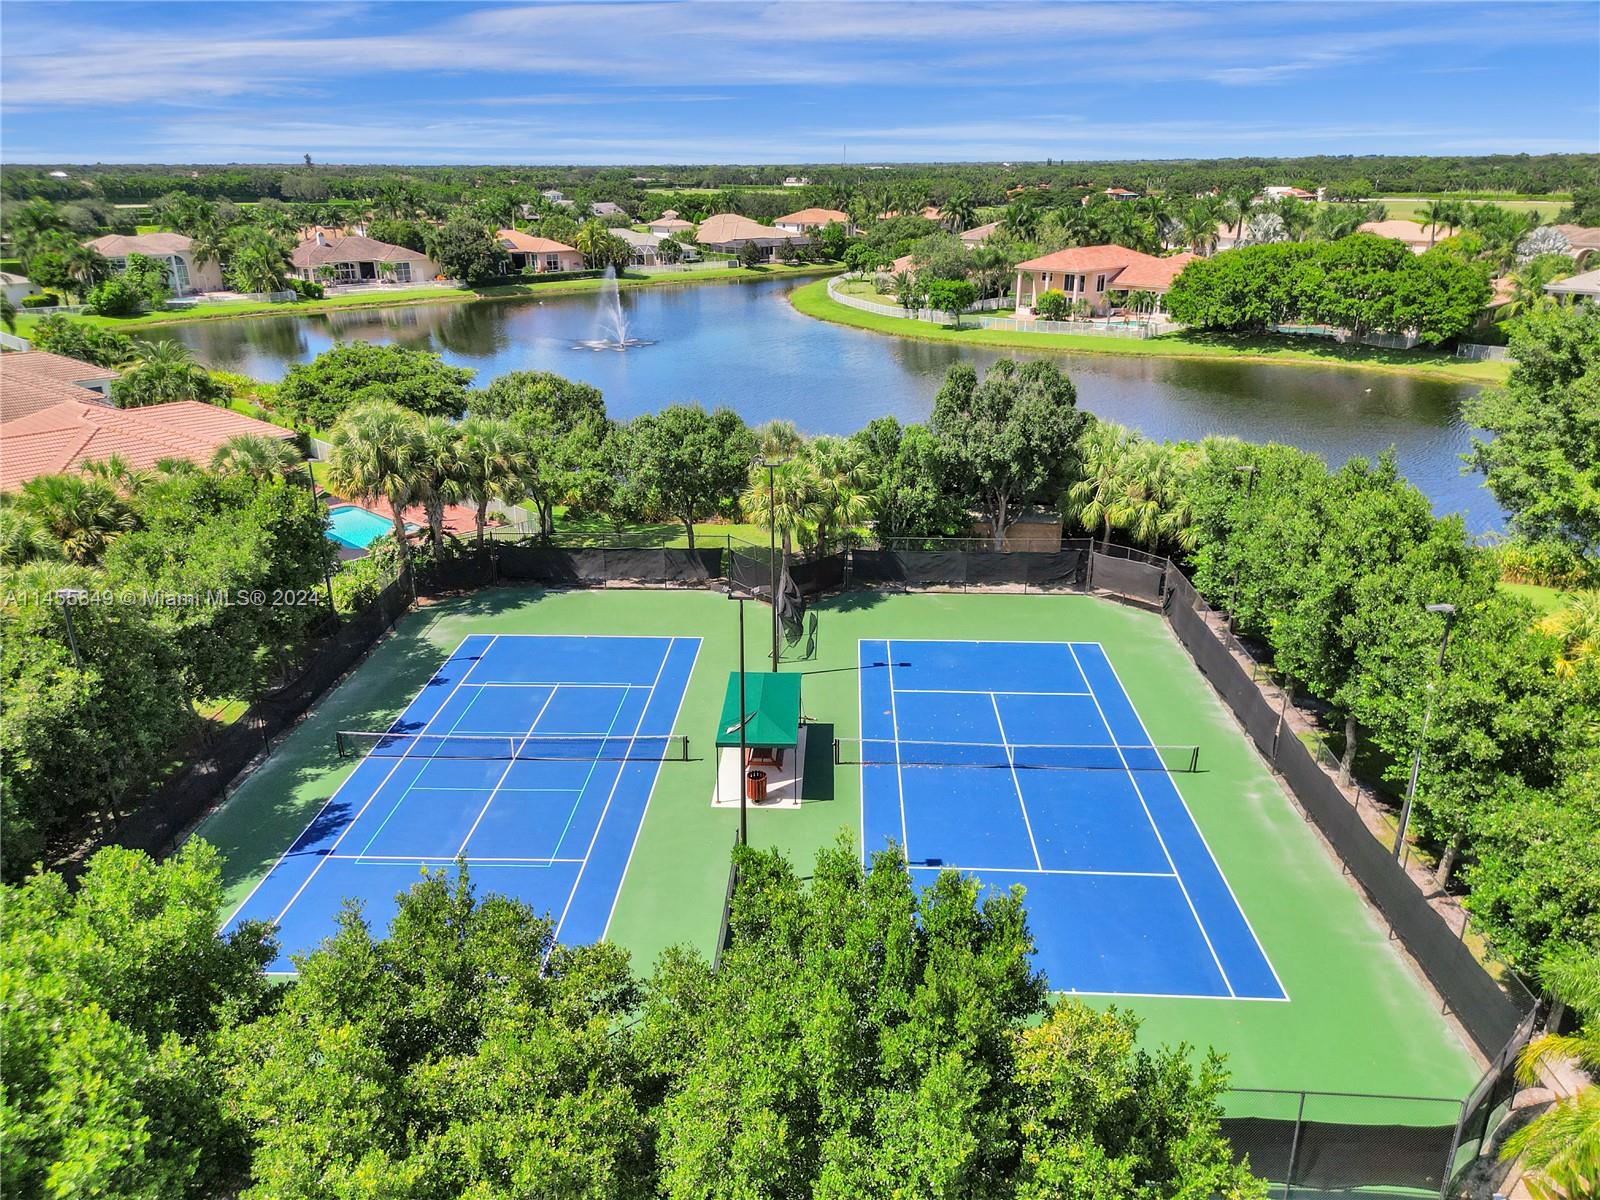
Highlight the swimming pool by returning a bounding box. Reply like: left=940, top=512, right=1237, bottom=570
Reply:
left=326, top=504, right=396, bottom=550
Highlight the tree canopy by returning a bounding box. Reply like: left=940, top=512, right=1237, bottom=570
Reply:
left=275, top=342, right=476, bottom=429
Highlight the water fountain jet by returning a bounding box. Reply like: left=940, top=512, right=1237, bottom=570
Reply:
left=572, top=265, right=655, bottom=351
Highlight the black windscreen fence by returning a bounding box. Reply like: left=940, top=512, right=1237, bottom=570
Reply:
left=1088, top=551, right=1166, bottom=605
left=495, top=544, right=722, bottom=585
left=849, top=547, right=1085, bottom=590
left=1164, top=570, right=1534, bottom=1060
left=95, top=569, right=414, bottom=867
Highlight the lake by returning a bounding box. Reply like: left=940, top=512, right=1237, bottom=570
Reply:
left=158, top=276, right=1504, bottom=533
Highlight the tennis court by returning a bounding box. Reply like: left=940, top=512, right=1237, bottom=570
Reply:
left=857, top=638, right=1286, bottom=1000
left=223, top=633, right=700, bottom=972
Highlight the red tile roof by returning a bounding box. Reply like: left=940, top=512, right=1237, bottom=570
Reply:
left=1016, top=244, right=1153, bottom=273
left=695, top=213, right=805, bottom=244
left=291, top=234, right=433, bottom=268
left=86, top=232, right=194, bottom=257
left=495, top=229, right=579, bottom=253
left=1107, top=252, right=1197, bottom=292
left=0, top=352, right=120, bottom=421
left=1, top=399, right=296, bottom=491
left=774, top=207, right=849, bottom=226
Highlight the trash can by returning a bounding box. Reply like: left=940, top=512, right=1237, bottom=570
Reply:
left=745, top=769, right=767, bottom=803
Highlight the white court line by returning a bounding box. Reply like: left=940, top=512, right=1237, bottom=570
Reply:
left=601, top=637, right=703, bottom=941
left=895, top=688, right=1091, bottom=696
left=464, top=681, right=656, bottom=689
left=554, top=637, right=675, bottom=944
left=1094, top=647, right=1289, bottom=1002
left=989, top=692, right=1043, bottom=871
left=907, top=864, right=1177, bottom=878
left=1068, top=642, right=1236, bottom=998
left=409, top=785, right=582, bottom=794
left=267, top=635, right=502, bottom=928
left=219, top=633, right=494, bottom=933
left=857, top=639, right=867, bottom=867
left=452, top=686, right=560, bottom=857
left=885, top=640, right=910, bottom=857
left=329, top=854, right=585, bottom=864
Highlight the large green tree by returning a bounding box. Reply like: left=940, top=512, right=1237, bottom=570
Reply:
left=931, top=359, right=1086, bottom=549
left=425, top=211, right=501, bottom=285
left=275, top=342, right=475, bottom=429
left=465, top=370, right=608, bottom=537
left=2, top=842, right=276, bottom=1199
left=619, top=404, right=755, bottom=549
left=850, top=415, right=966, bottom=540
left=227, top=868, right=654, bottom=1199
left=642, top=837, right=1261, bottom=1199
left=1465, top=307, right=1600, bottom=557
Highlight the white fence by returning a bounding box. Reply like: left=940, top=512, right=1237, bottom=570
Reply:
left=0, top=330, right=29, bottom=351
left=637, top=260, right=739, bottom=273
left=1455, top=343, right=1511, bottom=362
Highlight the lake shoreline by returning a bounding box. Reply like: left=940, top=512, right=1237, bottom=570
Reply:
left=788, top=279, right=1510, bottom=385
left=17, top=263, right=845, bottom=334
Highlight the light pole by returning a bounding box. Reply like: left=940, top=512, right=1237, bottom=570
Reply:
left=304, top=459, right=338, bottom=616
left=1228, top=464, right=1258, bottom=631
left=760, top=458, right=787, bottom=672
left=737, top=596, right=748, bottom=846
left=54, top=588, right=87, bottom=670
left=1393, top=602, right=1457, bottom=859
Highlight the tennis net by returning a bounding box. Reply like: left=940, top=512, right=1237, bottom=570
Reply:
left=336, top=730, right=690, bottom=762
left=833, top=737, right=1200, bottom=773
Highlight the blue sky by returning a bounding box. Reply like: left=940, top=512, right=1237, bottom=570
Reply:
left=2, top=1, right=1596, bottom=164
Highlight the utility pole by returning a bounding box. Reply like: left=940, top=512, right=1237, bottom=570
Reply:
left=1393, top=603, right=1457, bottom=859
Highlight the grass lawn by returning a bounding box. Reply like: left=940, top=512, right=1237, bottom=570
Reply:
left=194, top=586, right=1481, bottom=1114
left=1500, top=581, right=1572, bottom=615
left=14, top=263, right=844, bottom=335
left=791, top=279, right=1511, bottom=384
left=1375, top=197, right=1567, bottom=223
left=530, top=506, right=774, bottom=551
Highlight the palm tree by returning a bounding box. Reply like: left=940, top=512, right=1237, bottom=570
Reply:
left=13, top=473, right=135, bottom=564
left=225, top=226, right=293, bottom=294
left=752, top=419, right=805, bottom=460
left=1002, top=199, right=1041, bottom=241
left=803, top=436, right=871, bottom=561
left=1226, top=185, right=1256, bottom=246
left=1420, top=199, right=1464, bottom=247
left=1177, top=197, right=1225, bottom=255
left=62, top=243, right=111, bottom=301
left=1313, top=203, right=1366, bottom=242
left=0, top=506, right=61, bottom=566
left=1, top=294, right=16, bottom=334
left=78, top=453, right=153, bottom=496
left=1067, top=422, right=1135, bottom=546
left=943, top=190, right=977, bottom=234
left=1500, top=947, right=1600, bottom=1199
left=741, top=457, right=812, bottom=582
left=323, top=402, right=427, bottom=569
left=1276, top=197, right=1315, bottom=243
left=455, top=416, right=535, bottom=548
left=113, top=340, right=225, bottom=408
left=411, top=416, right=465, bottom=557
left=1537, top=591, right=1600, bottom=680
left=574, top=219, right=612, bottom=269
left=210, top=434, right=305, bottom=480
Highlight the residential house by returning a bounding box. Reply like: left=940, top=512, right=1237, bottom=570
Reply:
left=0, top=351, right=120, bottom=421
left=1, top=271, right=40, bottom=306
left=782, top=176, right=812, bottom=187
left=1262, top=186, right=1317, bottom=202
left=1103, top=187, right=1140, bottom=202
left=959, top=221, right=1001, bottom=248
left=648, top=216, right=696, bottom=237
left=590, top=201, right=628, bottom=219
left=1013, top=245, right=1197, bottom=316
left=291, top=232, right=441, bottom=285
left=540, top=189, right=575, bottom=208
left=881, top=206, right=943, bottom=223
left=1545, top=268, right=1600, bottom=303
left=1553, top=225, right=1600, bottom=268
left=694, top=213, right=808, bottom=261
left=773, top=207, right=852, bottom=234
left=495, top=230, right=584, bottom=274
left=0, top=398, right=295, bottom=491
left=610, top=228, right=666, bottom=267
left=85, top=232, right=223, bottom=296
left=1356, top=219, right=1439, bottom=254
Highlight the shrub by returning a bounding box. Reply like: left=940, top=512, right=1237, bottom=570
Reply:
left=288, top=277, right=323, bottom=300
left=20, top=293, right=58, bottom=309
left=84, top=275, right=147, bottom=317
left=1033, top=289, right=1069, bottom=320
left=1492, top=538, right=1600, bottom=588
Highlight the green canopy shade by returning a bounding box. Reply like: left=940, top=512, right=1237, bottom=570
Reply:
left=715, top=671, right=802, bottom=748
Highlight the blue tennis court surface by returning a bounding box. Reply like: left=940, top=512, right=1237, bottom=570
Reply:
left=859, top=638, right=1285, bottom=1000
left=225, top=634, right=700, bottom=972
